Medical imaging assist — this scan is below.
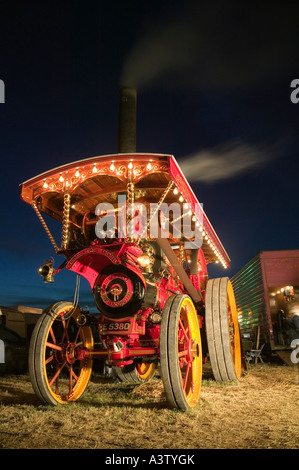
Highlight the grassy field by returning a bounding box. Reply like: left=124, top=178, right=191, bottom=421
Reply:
left=0, top=362, right=298, bottom=450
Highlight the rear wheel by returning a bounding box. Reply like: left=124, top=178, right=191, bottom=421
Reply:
left=205, top=278, right=241, bottom=381
left=160, top=295, right=202, bottom=410
left=115, top=361, right=157, bottom=383
left=28, top=302, right=93, bottom=405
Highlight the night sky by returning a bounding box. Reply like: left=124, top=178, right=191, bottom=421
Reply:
left=0, top=1, right=298, bottom=311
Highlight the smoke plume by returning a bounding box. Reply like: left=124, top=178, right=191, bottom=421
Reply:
left=178, top=140, right=279, bottom=184
left=120, top=2, right=297, bottom=92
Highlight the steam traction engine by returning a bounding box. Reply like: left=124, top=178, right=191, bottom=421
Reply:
left=20, top=88, right=241, bottom=410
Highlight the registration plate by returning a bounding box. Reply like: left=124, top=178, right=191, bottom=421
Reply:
left=102, top=321, right=131, bottom=333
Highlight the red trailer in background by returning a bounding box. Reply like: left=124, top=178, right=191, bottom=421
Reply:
left=231, top=250, right=299, bottom=364
left=19, top=88, right=242, bottom=410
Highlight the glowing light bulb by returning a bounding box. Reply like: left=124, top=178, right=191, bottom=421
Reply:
left=147, top=162, right=152, bottom=170
left=93, top=164, right=97, bottom=173
left=173, top=187, right=178, bottom=195
left=192, top=215, right=196, bottom=222
left=43, top=180, right=48, bottom=189
left=179, top=195, right=184, bottom=202
left=75, top=168, right=80, bottom=177
left=128, top=161, right=133, bottom=169
left=59, top=174, right=64, bottom=182
left=110, top=162, right=115, bottom=171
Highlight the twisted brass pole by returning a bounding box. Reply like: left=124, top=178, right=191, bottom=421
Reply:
left=61, top=190, right=71, bottom=250
left=31, top=202, right=59, bottom=252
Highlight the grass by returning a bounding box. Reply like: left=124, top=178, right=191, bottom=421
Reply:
left=0, top=362, right=299, bottom=449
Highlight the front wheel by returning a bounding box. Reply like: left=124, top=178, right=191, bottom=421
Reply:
left=28, top=302, right=93, bottom=405
left=160, top=295, right=202, bottom=410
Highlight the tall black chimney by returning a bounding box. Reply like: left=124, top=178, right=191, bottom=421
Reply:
left=118, top=87, right=137, bottom=153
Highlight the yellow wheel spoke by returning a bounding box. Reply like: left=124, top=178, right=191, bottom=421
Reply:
left=46, top=342, right=62, bottom=351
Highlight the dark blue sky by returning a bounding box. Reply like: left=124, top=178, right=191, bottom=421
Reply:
left=0, top=1, right=298, bottom=311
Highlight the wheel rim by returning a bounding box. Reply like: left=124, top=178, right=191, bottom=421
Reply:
left=227, top=280, right=242, bottom=378
left=160, top=295, right=202, bottom=410
left=137, top=362, right=156, bottom=380
left=176, top=297, right=202, bottom=407
left=42, top=305, right=93, bottom=404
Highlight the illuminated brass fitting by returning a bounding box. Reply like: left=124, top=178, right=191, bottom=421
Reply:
left=76, top=313, right=87, bottom=326
left=149, top=311, right=162, bottom=324
left=39, top=259, right=55, bottom=283
left=137, top=243, right=154, bottom=272
left=137, top=253, right=151, bottom=268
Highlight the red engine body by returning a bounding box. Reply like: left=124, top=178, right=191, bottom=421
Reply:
left=64, top=239, right=206, bottom=366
